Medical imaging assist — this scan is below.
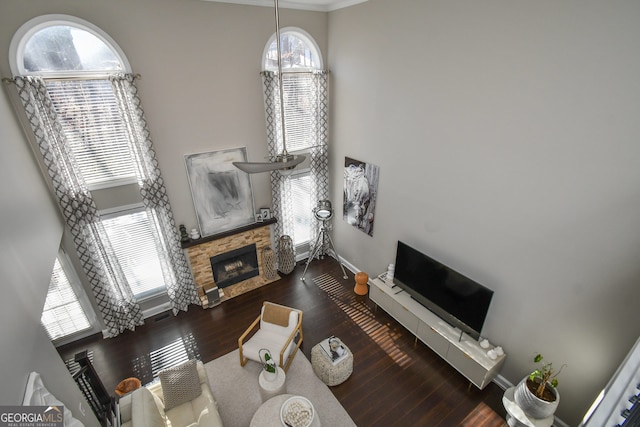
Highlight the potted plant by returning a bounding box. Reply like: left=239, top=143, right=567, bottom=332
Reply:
left=259, top=348, right=278, bottom=382
left=514, top=353, right=566, bottom=419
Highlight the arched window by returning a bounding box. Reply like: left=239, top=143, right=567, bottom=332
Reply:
left=263, top=27, right=323, bottom=71
left=11, top=15, right=136, bottom=188
left=10, top=14, right=129, bottom=77
left=261, top=28, right=327, bottom=249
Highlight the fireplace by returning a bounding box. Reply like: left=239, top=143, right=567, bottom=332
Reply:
left=183, top=219, right=279, bottom=305
left=209, top=243, right=259, bottom=289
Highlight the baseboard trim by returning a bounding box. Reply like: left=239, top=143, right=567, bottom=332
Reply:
left=142, top=302, right=171, bottom=319
left=493, top=373, right=512, bottom=390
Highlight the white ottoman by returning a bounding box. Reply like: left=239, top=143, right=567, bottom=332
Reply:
left=311, top=339, right=353, bottom=386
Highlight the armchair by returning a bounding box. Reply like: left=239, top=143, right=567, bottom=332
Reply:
left=238, top=301, right=303, bottom=373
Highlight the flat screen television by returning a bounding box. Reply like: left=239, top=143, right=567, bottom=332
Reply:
left=393, top=241, right=493, bottom=340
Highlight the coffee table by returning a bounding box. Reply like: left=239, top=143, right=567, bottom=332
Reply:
left=250, top=394, right=321, bottom=427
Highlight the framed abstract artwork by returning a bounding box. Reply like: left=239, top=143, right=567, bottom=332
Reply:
left=185, top=147, right=255, bottom=237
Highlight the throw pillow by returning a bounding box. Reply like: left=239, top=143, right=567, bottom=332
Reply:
left=262, top=303, right=294, bottom=327
left=158, top=359, right=202, bottom=410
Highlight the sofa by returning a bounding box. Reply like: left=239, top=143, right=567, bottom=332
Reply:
left=118, top=359, right=223, bottom=427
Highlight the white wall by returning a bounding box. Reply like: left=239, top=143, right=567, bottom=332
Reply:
left=0, top=83, right=98, bottom=424
left=328, top=1, right=640, bottom=425
left=0, top=0, right=327, bottom=231
left=0, top=0, right=327, bottom=320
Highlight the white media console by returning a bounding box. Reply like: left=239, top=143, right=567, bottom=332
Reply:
left=369, top=275, right=506, bottom=389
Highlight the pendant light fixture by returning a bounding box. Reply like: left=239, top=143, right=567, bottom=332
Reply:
left=233, top=0, right=305, bottom=174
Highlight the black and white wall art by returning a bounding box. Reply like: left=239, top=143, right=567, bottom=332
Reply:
left=185, top=148, right=255, bottom=237
left=343, top=156, right=379, bottom=236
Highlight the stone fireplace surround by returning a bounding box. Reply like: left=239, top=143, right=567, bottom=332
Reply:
left=182, top=218, right=279, bottom=306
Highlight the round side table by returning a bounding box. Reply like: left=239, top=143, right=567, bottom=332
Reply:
left=311, top=340, right=353, bottom=386
left=258, top=366, right=286, bottom=402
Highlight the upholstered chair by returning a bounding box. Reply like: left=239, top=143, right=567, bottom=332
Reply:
left=238, top=301, right=303, bottom=373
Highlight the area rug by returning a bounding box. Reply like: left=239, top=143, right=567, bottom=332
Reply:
left=204, top=349, right=356, bottom=427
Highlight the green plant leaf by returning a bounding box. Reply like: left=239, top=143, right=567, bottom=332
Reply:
left=534, top=354, right=543, bottom=363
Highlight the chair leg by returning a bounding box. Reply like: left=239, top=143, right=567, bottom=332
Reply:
left=239, top=346, right=247, bottom=367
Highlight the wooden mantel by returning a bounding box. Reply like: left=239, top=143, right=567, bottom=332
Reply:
left=181, top=218, right=277, bottom=249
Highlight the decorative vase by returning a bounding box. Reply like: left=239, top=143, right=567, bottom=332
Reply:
left=354, top=271, right=369, bottom=295
left=277, top=235, right=296, bottom=274
left=514, top=377, right=559, bottom=419
left=261, top=247, right=278, bottom=280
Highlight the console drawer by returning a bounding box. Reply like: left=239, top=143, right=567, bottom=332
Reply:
left=416, top=321, right=449, bottom=358
left=393, top=300, right=419, bottom=333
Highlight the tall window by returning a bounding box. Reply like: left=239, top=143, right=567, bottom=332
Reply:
left=102, top=207, right=167, bottom=299
left=263, top=28, right=323, bottom=248
left=41, top=252, right=92, bottom=341
left=10, top=15, right=190, bottom=337
left=290, top=171, right=312, bottom=244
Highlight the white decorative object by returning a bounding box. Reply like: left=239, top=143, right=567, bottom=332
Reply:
left=479, top=338, right=490, bottom=349
left=385, top=263, right=395, bottom=281
left=487, top=349, right=497, bottom=360
left=494, top=346, right=504, bottom=356
left=189, top=228, right=200, bottom=239
left=280, top=395, right=315, bottom=427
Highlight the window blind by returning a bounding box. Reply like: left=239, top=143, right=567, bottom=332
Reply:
left=282, top=73, right=316, bottom=152
left=41, top=257, right=91, bottom=341
left=45, top=79, right=137, bottom=187
left=101, top=209, right=166, bottom=299
left=290, top=172, right=312, bottom=245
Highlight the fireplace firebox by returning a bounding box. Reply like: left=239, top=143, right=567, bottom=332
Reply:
left=209, top=244, right=259, bottom=289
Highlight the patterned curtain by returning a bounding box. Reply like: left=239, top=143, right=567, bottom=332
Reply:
left=14, top=76, right=143, bottom=337
left=262, top=71, right=294, bottom=247
left=110, top=74, right=200, bottom=313
left=308, top=72, right=330, bottom=256
left=262, top=71, right=330, bottom=259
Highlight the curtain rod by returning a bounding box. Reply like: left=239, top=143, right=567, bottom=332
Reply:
left=260, top=70, right=329, bottom=76
left=3, top=73, right=142, bottom=85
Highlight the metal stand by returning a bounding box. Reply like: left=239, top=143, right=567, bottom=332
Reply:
left=301, top=220, right=348, bottom=281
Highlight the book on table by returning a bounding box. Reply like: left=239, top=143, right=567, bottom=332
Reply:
left=320, top=337, right=349, bottom=365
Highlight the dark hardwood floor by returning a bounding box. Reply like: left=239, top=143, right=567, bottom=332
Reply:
left=58, top=257, right=508, bottom=427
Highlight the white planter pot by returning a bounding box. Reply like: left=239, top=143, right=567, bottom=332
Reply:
left=514, top=377, right=559, bottom=419
left=264, top=368, right=278, bottom=382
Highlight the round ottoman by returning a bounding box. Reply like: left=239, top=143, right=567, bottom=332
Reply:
left=311, top=340, right=353, bottom=386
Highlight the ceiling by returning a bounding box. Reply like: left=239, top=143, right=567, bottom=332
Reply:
left=201, top=0, right=367, bottom=12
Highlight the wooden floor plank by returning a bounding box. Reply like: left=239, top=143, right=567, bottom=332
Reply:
left=57, top=257, right=508, bottom=426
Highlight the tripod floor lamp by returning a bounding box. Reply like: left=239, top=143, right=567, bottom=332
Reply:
left=301, top=200, right=348, bottom=282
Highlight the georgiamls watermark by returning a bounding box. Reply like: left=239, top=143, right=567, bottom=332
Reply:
left=0, top=406, right=64, bottom=427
